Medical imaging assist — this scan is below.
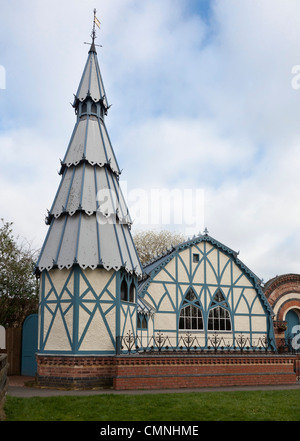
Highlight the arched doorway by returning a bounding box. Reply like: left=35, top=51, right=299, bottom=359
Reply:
left=21, top=314, right=38, bottom=376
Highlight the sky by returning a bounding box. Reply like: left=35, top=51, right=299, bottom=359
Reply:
left=1, top=0, right=300, bottom=282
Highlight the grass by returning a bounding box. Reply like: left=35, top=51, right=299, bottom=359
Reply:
left=3, top=390, right=300, bottom=421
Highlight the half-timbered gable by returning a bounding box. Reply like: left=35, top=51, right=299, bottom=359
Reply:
left=139, top=234, right=276, bottom=350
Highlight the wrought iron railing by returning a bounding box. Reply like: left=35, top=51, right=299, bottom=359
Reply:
left=116, top=331, right=277, bottom=355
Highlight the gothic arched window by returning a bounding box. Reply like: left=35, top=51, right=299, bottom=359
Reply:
left=81, top=102, right=87, bottom=114
left=120, top=276, right=136, bottom=303
left=208, top=290, right=231, bottom=331
left=120, top=279, right=127, bottom=301
left=179, top=288, right=203, bottom=330
left=137, top=313, right=147, bottom=330
left=129, top=282, right=135, bottom=303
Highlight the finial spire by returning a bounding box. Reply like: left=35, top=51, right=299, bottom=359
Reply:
left=88, top=8, right=101, bottom=53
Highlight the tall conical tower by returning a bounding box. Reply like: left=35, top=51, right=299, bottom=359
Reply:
left=36, top=11, right=143, bottom=388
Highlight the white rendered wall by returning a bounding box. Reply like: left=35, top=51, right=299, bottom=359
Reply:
left=142, top=242, right=269, bottom=347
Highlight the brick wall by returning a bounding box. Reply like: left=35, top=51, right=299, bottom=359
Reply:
left=36, top=353, right=298, bottom=391
left=264, top=274, right=300, bottom=307
left=36, top=355, right=116, bottom=389
left=0, top=354, right=8, bottom=420
left=113, top=354, right=298, bottom=390
left=264, top=274, right=300, bottom=321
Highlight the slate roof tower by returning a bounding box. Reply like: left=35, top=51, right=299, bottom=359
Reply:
left=36, top=13, right=143, bottom=386
left=36, top=26, right=141, bottom=276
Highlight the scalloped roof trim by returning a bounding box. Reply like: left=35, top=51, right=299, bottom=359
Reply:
left=36, top=261, right=142, bottom=278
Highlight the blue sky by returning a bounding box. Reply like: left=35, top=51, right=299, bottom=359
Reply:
left=184, top=0, right=213, bottom=22
left=1, top=0, right=300, bottom=281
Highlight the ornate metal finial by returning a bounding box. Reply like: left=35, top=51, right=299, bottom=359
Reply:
left=92, top=8, right=100, bottom=42
left=84, top=8, right=102, bottom=53
left=204, top=227, right=209, bottom=235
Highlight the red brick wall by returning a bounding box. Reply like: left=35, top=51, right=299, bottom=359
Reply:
left=36, top=353, right=298, bottom=390
left=36, top=355, right=116, bottom=389
left=113, top=354, right=297, bottom=390
left=264, top=274, right=300, bottom=321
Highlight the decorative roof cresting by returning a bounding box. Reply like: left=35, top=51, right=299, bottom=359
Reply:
left=36, top=11, right=143, bottom=277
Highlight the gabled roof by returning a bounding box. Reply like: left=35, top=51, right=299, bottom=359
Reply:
left=140, top=233, right=262, bottom=289
left=142, top=233, right=239, bottom=276
left=138, top=233, right=273, bottom=315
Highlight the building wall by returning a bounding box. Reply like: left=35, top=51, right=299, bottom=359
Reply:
left=137, top=316, right=154, bottom=346
left=36, top=244, right=300, bottom=390
left=264, top=274, right=300, bottom=321
left=264, top=274, right=300, bottom=349
left=38, top=266, right=118, bottom=354
left=140, top=240, right=275, bottom=349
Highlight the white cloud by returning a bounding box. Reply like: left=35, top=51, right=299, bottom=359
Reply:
left=0, top=128, right=61, bottom=250
left=0, top=0, right=300, bottom=281
left=118, top=116, right=256, bottom=189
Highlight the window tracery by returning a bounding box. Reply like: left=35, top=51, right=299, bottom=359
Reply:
left=208, top=290, right=232, bottom=331
left=179, top=288, right=203, bottom=330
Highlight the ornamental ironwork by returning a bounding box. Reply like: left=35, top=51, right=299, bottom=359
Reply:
left=117, top=331, right=276, bottom=355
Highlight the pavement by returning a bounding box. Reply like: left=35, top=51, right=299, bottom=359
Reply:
left=7, top=376, right=300, bottom=397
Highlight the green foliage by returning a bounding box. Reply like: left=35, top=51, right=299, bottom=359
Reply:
left=0, top=219, right=39, bottom=328
left=4, top=390, right=300, bottom=421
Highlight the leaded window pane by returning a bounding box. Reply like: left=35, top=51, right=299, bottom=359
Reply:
left=208, top=306, right=231, bottom=331
left=179, top=304, right=203, bottom=330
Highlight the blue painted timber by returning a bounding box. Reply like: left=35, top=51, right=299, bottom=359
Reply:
left=21, top=314, right=38, bottom=376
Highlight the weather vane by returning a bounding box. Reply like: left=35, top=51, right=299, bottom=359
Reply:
left=84, top=8, right=102, bottom=49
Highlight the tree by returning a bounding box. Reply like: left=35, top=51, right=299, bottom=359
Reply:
left=133, top=230, right=185, bottom=266
left=0, top=220, right=39, bottom=328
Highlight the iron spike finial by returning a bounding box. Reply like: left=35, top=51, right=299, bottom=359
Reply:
left=92, top=8, right=97, bottom=42
left=84, top=8, right=102, bottom=53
